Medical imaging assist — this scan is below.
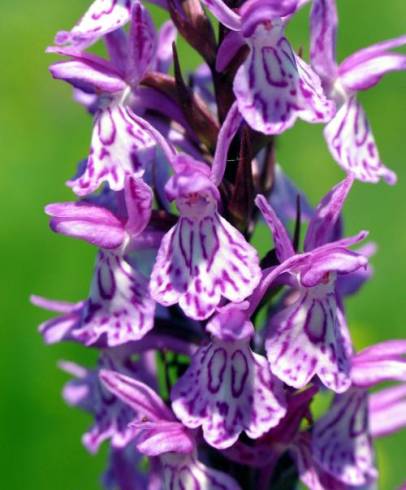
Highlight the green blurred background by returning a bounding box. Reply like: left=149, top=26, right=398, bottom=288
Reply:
left=0, top=0, right=405, bottom=488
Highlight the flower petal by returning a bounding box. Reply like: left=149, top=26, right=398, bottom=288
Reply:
left=210, top=102, right=243, bottom=186
left=171, top=338, right=286, bottom=449
left=126, top=1, right=157, bottom=84
left=73, top=251, right=155, bottom=346
left=154, top=20, right=177, bottom=74
left=46, top=202, right=125, bottom=249
left=61, top=355, right=138, bottom=453
left=49, top=58, right=126, bottom=94
left=161, top=453, right=241, bottom=490
left=340, top=53, right=406, bottom=92
left=300, top=249, right=367, bottom=287
left=124, top=176, right=152, bottom=237
left=339, top=33, right=406, bottom=87
left=150, top=213, right=261, bottom=320
left=324, top=96, right=397, bottom=184
left=99, top=368, right=174, bottom=422
left=369, top=384, right=406, bottom=438
left=266, top=289, right=351, bottom=392
left=130, top=421, right=194, bottom=456
left=68, top=104, right=157, bottom=196
left=310, top=0, right=338, bottom=81
left=55, top=0, right=133, bottom=49
left=304, top=176, right=353, bottom=251
left=31, top=295, right=83, bottom=344
left=234, top=24, right=334, bottom=135
left=200, top=0, right=241, bottom=31
left=312, top=389, right=377, bottom=486
left=255, top=194, right=295, bottom=262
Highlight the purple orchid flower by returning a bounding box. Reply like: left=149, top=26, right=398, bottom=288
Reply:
left=99, top=368, right=242, bottom=489
left=59, top=351, right=153, bottom=453
left=255, top=176, right=368, bottom=392
left=150, top=104, right=261, bottom=320
left=310, top=0, right=406, bottom=184
left=171, top=302, right=286, bottom=449
left=42, top=177, right=156, bottom=346
left=49, top=3, right=168, bottom=196
left=203, top=0, right=334, bottom=135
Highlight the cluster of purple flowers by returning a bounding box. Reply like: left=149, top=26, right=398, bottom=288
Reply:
left=33, top=0, right=406, bottom=488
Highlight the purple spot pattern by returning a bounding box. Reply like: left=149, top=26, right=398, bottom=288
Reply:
left=234, top=23, right=334, bottom=135
left=69, top=104, right=156, bottom=196
left=324, top=96, right=396, bottom=184
left=312, top=388, right=377, bottom=486
left=160, top=452, right=241, bottom=490
left=56, top=0, right=133, bottom=48
left=73, top=250, right=155, bottom=347
left=266, top=282, right=351, bottom=393
left=150, top=213, right=261, bottom=320
left=171, top=338, right=286, bottom=449
left=62, top=354, right=138, bottom=453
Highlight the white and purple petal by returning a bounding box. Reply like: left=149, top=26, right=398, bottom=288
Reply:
left=234, top=22, right=334, bottom=135
left=200, top=0, right=241, bottom=31
left=49, top=58, right=126, bottom=94
left=266, top=283, right=351, bottom=392
left=369, top=383, right=406, bottom=438
left=150, top=213, right=261, bottom=320
left=124, top=176, right=153, bottom=237
left=73, top=250, right=155, bottom=346
left=324, top=96, right=397, bottom=184
left=310, top=0, right=338, bottom=82
left=100, top=368, right=174, bottom=422
left=161, top=452, right=241, bottom=490
left=60, top=356, right=138, bottom=453
left=68, top=104, right=156, bottom=196
left=312, top=388, right=377, bottom=486
left=154, top=20, right=177, bottom=74
left=304, top=176, right=353, bottom=251
left=339, top=34, right=406, bottom=91
left=126, top=1, right=157, bottom=84
left=255, top=194, right=295, bottom=262
left=171, top=333, right=286, bottom=449
left=55, top=0, right=134, bottom=49
left=31, top=295, right=83, bottom=344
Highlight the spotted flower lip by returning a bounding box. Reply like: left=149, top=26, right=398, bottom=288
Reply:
left=205, top=0, right=335, bottom=135
left=312, top=388, right=377, bottom=486
left=310, top=0, right=406, bottom=184
left=171, top=303, right=287, bottom=449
